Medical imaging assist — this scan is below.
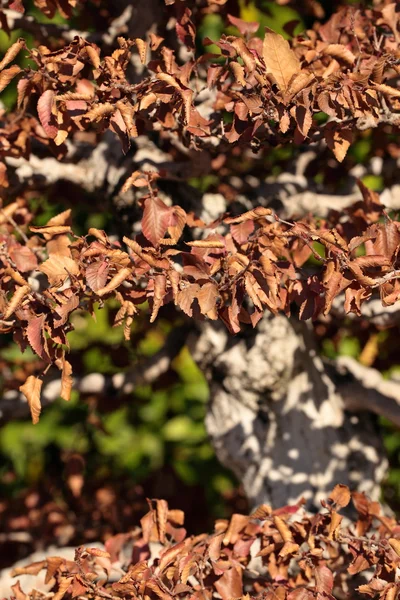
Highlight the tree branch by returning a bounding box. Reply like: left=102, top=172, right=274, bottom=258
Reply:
left=0, top=325, right=188, bottom=424
left=335, top=356, right=400, bottom=428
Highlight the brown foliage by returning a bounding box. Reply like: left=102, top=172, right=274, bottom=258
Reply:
left=0, top=1, right=400, bottom=417
left=10, top=488, right=400, bottom=600
left=1, top=176, right=400, bottom=420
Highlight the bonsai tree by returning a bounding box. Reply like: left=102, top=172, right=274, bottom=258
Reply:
left=1, top=0, right=400, bottom=534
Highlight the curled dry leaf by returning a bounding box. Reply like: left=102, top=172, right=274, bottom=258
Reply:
left=0, top=38, right=25, bottom=71
left=37, top=90, right=58, bottom=139
left=19, top=376, right=43, bottom=425
left=186, top=240, right=225, bottom=248
left=322, top=44, right=356, bottom=65
left=0, top=64, right=21, bottom=93
left=4, top=284, right=30, bottom=319
left=96, top=267, right=132, bottom=296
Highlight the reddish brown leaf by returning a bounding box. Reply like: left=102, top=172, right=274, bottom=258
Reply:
left=142, top=196, right=171, bottom=247
left=37, top=90, right=58, bottom=139
left=231, top=220, right=255, bottom=245
left=26, top=314, right=46, bottom=359
left=86, top=260, right=109, bottom=292
left=215, top=568, right=243, bottom=600
left=227, top=14, right=259, bottom=35
left=9, top=245, right=38, bottom=272
left=314, top=565, right=333, bottom=595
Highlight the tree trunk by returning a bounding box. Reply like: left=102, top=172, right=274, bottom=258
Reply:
left=190, top=315, right=388, bottom=511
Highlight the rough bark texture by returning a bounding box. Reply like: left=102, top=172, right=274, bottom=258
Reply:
left=190, top=315, right=388, bottom=511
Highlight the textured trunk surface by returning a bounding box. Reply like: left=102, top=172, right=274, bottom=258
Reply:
left=191, top=315, right=387, bottom=511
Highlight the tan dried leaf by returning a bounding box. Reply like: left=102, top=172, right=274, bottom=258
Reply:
left=186, top=240, right=225, bottom=248
left=262, top=28, right=300, bottom=91
left=225, top=207, right=272, bottom=224
left=371, top=82, right=400, bottom=98
left=52, top=577, right=74, bottom=600
left=10, top=581, right=27, bottom=600
left=197, top=282, right=219, bottom=320
left=4, top=284, right=30, bottom=319
left=39, top=255, right=79, bottom=286
left=279, top=110, right=290, bottom=133
left=45, top=557, right=65, bottom=584
left=329, top=484, right=351, bottom=508
left=0, top=64, right=21, bottom=93
left=279, top=542, right=300, bottom=557
left=86, top=44, right=101, bottom=69
left=389, top=538, right=400, bottom=557
left=150, top=275, right=167, bottom=323
left=19, top=376, right=43, bottom=425
left=322, top=44, right=356, bottom=65
left=0, top=38, right=25, bottom=71
left=230, top=61, right=246, bottom=86
left=250, top=504, right=271, bottom=519
left=83, top=102, right=114, bottom=122
left=30, top=225, right=71, bottom=236
left=58, top=357, right=73, bottom=402
left=47, top=209, right=72, bottom=227
left=85, top=547, right=111, bottom=558
left=284, top=71, right=315, bottom=102
left=273, top=515, right=293, bottom=542
left=135, top=38, right=147, bottom=63
left=96, top=267, right=132, bottom=296
left=12, top=560, right=46, bottom=577
left=156, top=499, right=169, bottom=544
left=324, top=124, right=353, bottom=162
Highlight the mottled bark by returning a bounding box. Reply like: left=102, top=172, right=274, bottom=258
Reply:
left=190, top=316, right=388, bottom=511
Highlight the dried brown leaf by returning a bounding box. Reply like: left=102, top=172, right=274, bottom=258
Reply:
left=0, top=64, right=21, bottom=93
left=263, top=28, right=300, bottom=91
left=19, top=376, right=43, bottom=425
left=0, top=38, right=25, bottom=71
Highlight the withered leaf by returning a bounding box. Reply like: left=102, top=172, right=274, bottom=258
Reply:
left=19, top=376, right=43, bottom=425
left=322, top=44, right=356, bottom=65
left=142, top=196, right=171, bottom=247
left=197, top=282, right=219, bottom=320
left=27, top=314, right=47, bottom=359
left=329, top=484, right=351, bottom=509
left=324, top=124, right=353, bottom=162
left=150, top=274, right=167, bottom=323
left=262, top=28, right=300, bottom=91
left=96, top=267, right=132, bottom=296
left=4, top=284, right=30, bottom=319
left=214, top=568, right=243, bottom=600
left=86, top=260, right=109, bottom=292
left=0, top=64, right=21, bottom=93
left=314, top=565, right=333, bottom=595
left=0, top=38, right=25, bottom=71
left=39, top=255, right=80, bottom=286
left=37, top=90, right=58, bottom=139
